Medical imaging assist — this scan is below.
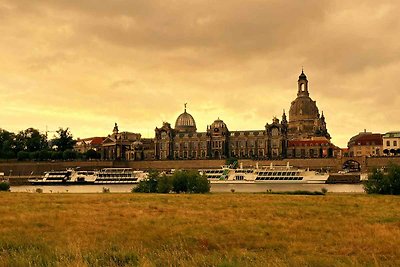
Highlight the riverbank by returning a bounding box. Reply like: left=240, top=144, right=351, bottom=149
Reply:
left=10, top=183, right=365, bottom=193
left=1, top=193, right=399, bottom=266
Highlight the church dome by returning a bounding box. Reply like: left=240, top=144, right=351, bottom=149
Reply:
left=289, top=96, right=319, bottom=121
left=175, top=105, right=197, bottom=133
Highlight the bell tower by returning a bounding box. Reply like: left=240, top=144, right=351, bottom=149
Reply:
left=297, top=69, right=309, bottom=97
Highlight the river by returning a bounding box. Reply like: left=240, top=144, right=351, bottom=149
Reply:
left=10, top=183, right=365, bottom=193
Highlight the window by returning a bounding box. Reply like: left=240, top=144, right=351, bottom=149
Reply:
left=387, top=141, right=390, bottom=146
left=394, top=141, right=398, bottom=147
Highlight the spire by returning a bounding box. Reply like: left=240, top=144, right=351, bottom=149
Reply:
left=298, top=68, right=307, bottom=80
left=297, top=69, right=309, bottom=97
left=184, top=103, right=187, bottom=113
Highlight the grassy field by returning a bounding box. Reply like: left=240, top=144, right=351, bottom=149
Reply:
left=1, top=193, right=400, bottom=266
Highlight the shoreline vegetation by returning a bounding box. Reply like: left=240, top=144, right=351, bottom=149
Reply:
left=1, top=193, right=400, bottom=266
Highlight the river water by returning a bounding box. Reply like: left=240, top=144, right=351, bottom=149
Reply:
left=10, top=183, right=365, bottom=193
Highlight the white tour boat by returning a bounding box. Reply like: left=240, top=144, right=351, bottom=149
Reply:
left=199, top=162, right=329, bottom=184
left=28, top=168, right=148, bottom=185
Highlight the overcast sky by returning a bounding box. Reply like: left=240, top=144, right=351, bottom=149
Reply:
left=1, top=0, right=399, bottom=147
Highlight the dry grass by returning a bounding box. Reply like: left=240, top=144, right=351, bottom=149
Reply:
left=0, top=193, right=400, bottom=266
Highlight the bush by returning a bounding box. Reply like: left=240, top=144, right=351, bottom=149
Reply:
left=35, top=188, right=43, bottom=193
left=51, top=151, right=63, bottom=160
left=17, top=151, right=30, bottom=161
left=38, top=150, right=51, bottom=161
left=63, top=149, right=77, bottom=160
left=364, top=163, right=400, bottom=194
left=321, top=187, right=328, bottom=194
left=172, top=170, right=210, bottom=194
left=133, top=170, right=159, bottom=193
left=86, top=149, right=100, bottom=160
left=0, top=182, right=10, bottom=191
left=157, top=174, right=173, bottom=193
left=132, top=170, right=210, bottom=194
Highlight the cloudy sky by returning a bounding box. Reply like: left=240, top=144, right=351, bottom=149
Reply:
left=1, top=0, right=399, bottom=147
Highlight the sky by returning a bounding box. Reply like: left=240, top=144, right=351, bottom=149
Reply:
left=1, top=0, right=399, bottom=147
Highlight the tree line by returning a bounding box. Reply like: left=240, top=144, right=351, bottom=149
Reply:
left=0, top=127, right=97, bottom=161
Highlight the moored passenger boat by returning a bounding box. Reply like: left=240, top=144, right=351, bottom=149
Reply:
left=28, top=168, right=148, bottom=185
left=94, top=168, right=148, bottom=184
left=199, top=162, right=329, bottom=184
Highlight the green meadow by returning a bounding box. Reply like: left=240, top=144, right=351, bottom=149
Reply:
left=1, top=193, right=400, bottom=266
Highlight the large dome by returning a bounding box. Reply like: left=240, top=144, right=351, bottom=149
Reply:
left=175, top=106, right=197, bottom=133
left=289, top=96, right=319, bottom=122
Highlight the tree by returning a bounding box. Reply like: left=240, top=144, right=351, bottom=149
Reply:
left=157, top=174, right=173, bottom=193
left=0, top=129, right=16, bottom=159
left=17, top=151, right=30, bottom=161
left=172, top=170, right=188, bottom=193
left=172, top=170, right=210, bottom=193
left=16, top=128, right=48, bottom=152
left=133, top=170, right=159, bottom=193
left=63, top=149, right=77, bottom=160
left=86, top=149, right=100, bottom=160
left=52, top=128, right=76, bottom=152
left=364, top=163, right=400, bottom=194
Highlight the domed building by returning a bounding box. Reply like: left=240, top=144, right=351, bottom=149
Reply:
left=153, top=71, right=336, bottom=161
left=175, top=104, right=197, bottom=133
left=288, top=70, right=330, bottom=140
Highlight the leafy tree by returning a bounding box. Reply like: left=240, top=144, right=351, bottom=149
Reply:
left=52, top=128, right=76, bottom=152
left=364, top=163, right=400, bottom=194
left=0, top=130, right=16, bottom=159
left=157, top=174, right=173, bottom=193
left=39, top=150, right=52, bottom=161
left=17, top=151, right=30, bottom=161
left=51, top=151, right=63, bottom=160
left=172, top=170, right=188, bottom=193
left=16, top=128, right=48, bottom=152
left=63, top=149, right=77, bottom=160
left=172, top=170, right=210, bottom=193
left=86, top=149, right=100, bottom=160
left=133, top=170, right=159, bottom=193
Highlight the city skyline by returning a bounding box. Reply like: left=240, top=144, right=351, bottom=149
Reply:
left=1, top=1, right=400, bottom=147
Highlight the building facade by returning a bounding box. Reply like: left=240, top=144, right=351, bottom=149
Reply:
left=347, top=130, right=383, bottom=157
left=382, top=131, right=400, bottom=155
left=153, top=71, right=336, bottom=160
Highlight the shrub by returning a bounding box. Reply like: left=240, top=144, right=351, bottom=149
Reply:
left=38, top=150, right=51, bottom=161
left=35, top=188, right=43, bottom=193
left=364, top=163, right=400, bottom=194
left=51, top=151, right=63, bottom=160
left=0, top=182, right=10, bottom=191
left=86, top=149, right=100, bottom=160
left=172, top=170, right=210, bottom=194
left=321, top=187, right=328, bottom=194
left=132, top=170, right=210, bottom=194
left=17, top=151, right=30, bottom=161
left=133, top=170, right=159, bottom=193
left=157, top=174, right=173, bottom=193
left=63, top=149, right=77, bottom=160
left=102, top=187, right=110, bottom=193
